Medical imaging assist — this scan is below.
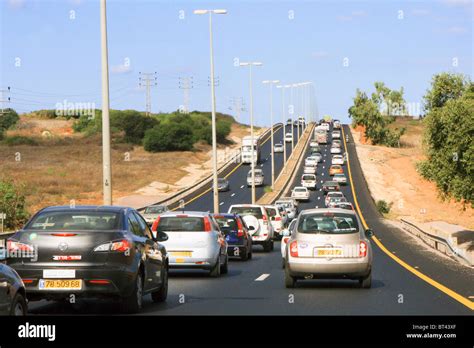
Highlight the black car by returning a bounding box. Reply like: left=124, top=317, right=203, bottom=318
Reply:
left=0, top=264, right=27, bottom=315
left=6, top=205, right=169, bottom=313
left=213, top=214, right=252, bottom=261
left=217, top=178, right=230, bottom=192
left=322, top=181, right=341, bottom=194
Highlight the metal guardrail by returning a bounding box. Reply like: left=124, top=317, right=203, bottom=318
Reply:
left=400, top=218, right=473, bottom=267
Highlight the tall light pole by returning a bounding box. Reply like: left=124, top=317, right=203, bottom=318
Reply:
left=292, top=83, right=301, bottom=142
left=194, top=8, right=227, bottom=214
left=299, top=82, right=311, bottom=129
left=239, top=61, right=263, bottom=204
left=262, top=79, right=279, bottom=189
left=276, top=84, right=290, bottom=165
left=100, top=0, right=112, bottom=205
left=289, top=84, right=295, bottom=151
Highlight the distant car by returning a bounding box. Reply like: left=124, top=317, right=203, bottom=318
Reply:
left=228, top=205, right=274, bottom=252
left=332, top=130, right=341, bottom=139
left=310, top=141, right=319, bottom=149
left=322, top=181, right=340, bottom=194
left=291, top=186, right=310, bottom=201
left=332, top=155, right=344, bottom=165
left=310, top=152, right=323, bottom=162
left=333, top=173, right=347, bottom=185
left=152, top=211, right=228, bottom=277
left=8, top=206, right=169, bottom=313
left=142, top=204, right=169, bottom=226
left=275, top=199, right=298, bottom=221
left=333, top=120, right=341, bottom=129
left=301, top=174, right=317, bottom=190
left=305, top=156, right=318, bottom=167
left=0, top=264, right=27, bottom=315
left=283, top=208, right=373, bottom=288
left=320, top=123, right=330, bottom=131
left=325, top=191, right=345, bottom=207
left=330, top=146, right=342, bottom=154
left=332, top=139, right=342, bottom=148
left=274, top=142, right=284, bottom=153
left=328, top=196, right=348, bottom=208
left=264, top=205, right=285, bottom=238
left=329, top=165, right=343, bottom=176
left=333, top=202, right=354, bottom=211
left=285, top=132, right=293, bottom=142
left=247, top=169, right=264, bottom=186
left=213, top=214, right=253, bottom=261
left=217, top=178, right=230, bottom=192
left=287, top=118, right=293, bottom=126
left=280, top=219, right=297, bottom=268
left=303, top=165, right=317, bottom=175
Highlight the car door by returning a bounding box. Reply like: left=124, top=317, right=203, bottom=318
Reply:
left=0, top=265, right=11, bottom=314
left=133, top=212, right=163, bottom=290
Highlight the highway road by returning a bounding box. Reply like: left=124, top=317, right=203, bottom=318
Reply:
left=27, top=123, right=473, bottom=315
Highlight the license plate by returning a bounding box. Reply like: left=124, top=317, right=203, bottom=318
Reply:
left=171, top=251, right=192, bottom=257
left=39, top=279, right=82, bottom=290
left=175, top=258, right=185, bottom=263
left=43, top=269, right=75, bottom=278
left=315, top=248, right=343, bottom=257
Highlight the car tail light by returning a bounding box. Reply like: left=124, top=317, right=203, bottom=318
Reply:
left=94, top=239, right=131, bottom=253
left=7, top=240, right=35, bottom=253
left=22, top=279, right=34, bottom=284
left=359, top=241, right=368, bottom=257
left=89, top=279, right=111, bottom=285
left=262, top=214, right=268, bottom=225
left=290, top=241, right=299, bottom=257
left=151, top=216, right=161, bottom=232
left=283, top=237, right=290, bottom=244
left=203, top=217, right=212, bottom=232
left=275, top=216, right=282, bottom=221
left=51, top=233, right=77, bottom=237
left=236, top=219, right=244, bottom=237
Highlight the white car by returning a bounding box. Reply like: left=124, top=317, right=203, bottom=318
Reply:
left=330, top=146, right=342, bottom=154
left=334, top=120, right=341, bottom=129
left=275, top=199, right=298, bottom=220
left=310, top=140, right=319, bottom=148
left=280, top=219, right=297, bottom=267
left=333, top=173, right=347, bottom=185
left=303, top=165, right=317, bottom=175
left=320, top=122, right=330, bottom=131
left=301, top=174, right=317, bottom=189
left=291, top=186, right=310, bottom=201
left=274, top=143, right=284, bottom=153
left=333, top=139, right=342, bottom=148
left=228, top=204, right=274, bottom=251
left=325, top=191, right=345, bottom=207
left=284, top=132, right=293, bottom=143
left=305, top=156, right=318, bottom=167
left=247, top=169, right=264, bottom=186
left=332, top=131, right=341, bottom=139
left=332, top=155, right=344, bottom=165
left=311, top=152, right=323, bottom=163
left=264, top=205, right=285, bottom=237
left=328, top=196, right=348, bottom=208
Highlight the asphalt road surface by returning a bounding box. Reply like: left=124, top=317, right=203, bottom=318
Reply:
left=27, top=123, right=473, bottom=315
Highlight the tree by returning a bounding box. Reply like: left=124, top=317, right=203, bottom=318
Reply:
left=0, top=108, right=20, bottom=132
left=111, top=110, right=158, bottom=144
left=143, top=123, right=194, bottom=152
left=0, top=179, right=29, bottom=230
left=423, top=73, right=469, bottom=113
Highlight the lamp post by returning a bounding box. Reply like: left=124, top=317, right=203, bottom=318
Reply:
left=239, top=61, right=263, bottom=204
left=276, top=84, right=291, bottom=165
left=194, top=8, right=227, bottom=213
left=262, top=79, right=280, bottom=189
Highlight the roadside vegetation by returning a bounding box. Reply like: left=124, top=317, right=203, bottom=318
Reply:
left=0, top=178, right=29, bottom=230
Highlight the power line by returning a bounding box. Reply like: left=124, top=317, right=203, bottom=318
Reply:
left=178, top=76, right=193, bottom=114
left=138, top=72, right=157, bottom=116
left=229, top=97, right=246, bottom=123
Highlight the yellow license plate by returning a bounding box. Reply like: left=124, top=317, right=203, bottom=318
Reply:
left=175, top=258, right=185, bottom=263
left=39, top=279, right=82, bottom=290
left=316, top=249, right=342, bottom=256
left=171, top=251, right=192, bottom=257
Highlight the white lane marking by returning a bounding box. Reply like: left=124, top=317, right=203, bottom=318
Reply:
left=469, top=296, right=474, bottom=299
left=255, top=273, right=270, bottom=281
left=240, top=185, right=244, bottom=189
left=219, top=202, right=224, bottom=206
left=231, top=193, right=236, bottom=197
left=317, top=196, right=320, bottom=200
left=323, top=166, right=325, bottom=169
left=315, top=206, right=318, bottom=208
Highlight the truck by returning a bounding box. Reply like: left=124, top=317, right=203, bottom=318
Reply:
left=241, top=135, right=260, bottom=164
left=314, top=127, right=328, bottom=144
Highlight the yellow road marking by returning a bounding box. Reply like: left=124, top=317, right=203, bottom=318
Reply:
left=172, top=125, right=284, bottom=211
left=341, top=126, right=474, bottom=311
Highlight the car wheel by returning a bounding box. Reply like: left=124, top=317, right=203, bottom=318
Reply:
left=240, top=248, right=249, bottom=261
left=281, top=258, right=285, bottom=269
left=359, top=271, right=372, bottom=289
left=151, top=264, right=168, bottom=303
left=220, top=255, right=229, bottom=274
left=284, top=263, right=296, bottom=288
left=122, top=271, right=143, bottom=313
left=10, top=292, right=27, bottom=316
left=209, top=257, right=221, bottom=277
left=248, top=246, right=253, bottom=260
left=263, top=240, right=272, bottom=252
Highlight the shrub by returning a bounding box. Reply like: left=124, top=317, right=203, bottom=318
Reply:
left=111, top=110, right=159, bottom=144
left=376, top=200, right=391, bottom=215
left=0, top=108, right=20, bottom=132
left=143, top=123, right=194, bottom=152
left=0, top=179, right=29, bottom=230
left=3, top=135, right=38, bottom=146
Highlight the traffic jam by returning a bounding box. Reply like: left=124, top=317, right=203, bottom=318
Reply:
left=1, top=119, right=373, bottom=314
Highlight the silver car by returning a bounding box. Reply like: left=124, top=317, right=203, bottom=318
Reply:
left=142, top=204, right=168, bottom=226
left=284, top=208, right=373, bottom=288
left=152, top=211, right=228, bottom=277
left=247, top=169, right=264, bottom=186
left=274, top=143, right=284, bottom=153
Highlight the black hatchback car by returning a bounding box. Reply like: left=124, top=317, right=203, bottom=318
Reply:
left=6, top=206, right=169, bottom=313
left=0, top=264, right=27, bottom=315
left=213, top=214, right=252, bottom=261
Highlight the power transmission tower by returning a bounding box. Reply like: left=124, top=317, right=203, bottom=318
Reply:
left=0, top=87, right=11, bottom=115
left=138, top=72, right=157, bottom=116
left=178, top=76, right=193, bottom=114
left=229, top=97, right=246, bottom=123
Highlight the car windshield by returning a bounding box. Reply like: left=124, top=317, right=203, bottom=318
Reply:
left=26, top=211, right=121, bottom=231
left=294, top=188, right=307, bottom=192
left=156, top=217, right=205, bottom=232
left=229, top=206, right=263, bottom=219
left=218, top=179, right=227, bottom=184
left=214, top=216, right=238, bottom=233
left=266, top=207, right=277, bottom=217
left=302, top=175, right=315, bottom=180
left=297, top=212, right=359, bottom=234
left=334, top=174, right=345, bottom=178
left=144, top=206, right=166, bottom=214
left=324, top=182, right=339, bottom=187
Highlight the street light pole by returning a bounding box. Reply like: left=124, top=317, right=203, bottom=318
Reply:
left=276, top=84, right=288, bottom=165
left=290, top=84, right=294, bottom=152
left=262, top=80, right=280, bottom=189
left=100, top=0, right=112, bottom=205
left=194, top=9, right=227, bottom=214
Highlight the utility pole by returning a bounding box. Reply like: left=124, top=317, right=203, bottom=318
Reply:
left=139, top=72, right=157, bottom=116
left=229, top=97, right=246, bottom=123
left=262, top=80, right=279, bottom=189
left=179, top=76, right=193, bottom=114
left=0, top=87, right=11, bottom=115
left=100, top=0, right=112, bottom=205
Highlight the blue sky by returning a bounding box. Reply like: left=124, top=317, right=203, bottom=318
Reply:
left=1, top=0, right=472, bottom=126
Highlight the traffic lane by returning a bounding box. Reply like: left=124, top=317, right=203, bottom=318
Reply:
left=343, top=125, right=474, bottom=308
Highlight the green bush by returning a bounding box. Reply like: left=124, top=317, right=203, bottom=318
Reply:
left=0, top=179, right=29, bottom=230
left=376, top=200, right=391, bottom=215
left=3, top=135, right=38, bottom=146
left=111, top=110, right=159, bottom=144
left=216, top=119, right=232, bottom=143
left=0, top=108, right=20, bottom=132
left=143, top=122, right=194, bottom=152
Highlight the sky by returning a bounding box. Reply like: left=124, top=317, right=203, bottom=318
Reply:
left=1, top=0, right=472, bottom=126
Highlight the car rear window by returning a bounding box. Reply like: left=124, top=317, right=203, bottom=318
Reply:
left=26, top=211, right=121, bottom=231
left=294, top=188, right=307, bottom=192
left=214, top=216, right=238, bottom=233
left=144, top=206, right=166, bottom=214
left=229, top=207, right=263, bottom=219
left=265, top=207, right=277, bottom=217
left=156, top=217, right=205, bottom=232
left=297, top=212, right=359, bottom=235
left=302, top=175, right=315, bottom=180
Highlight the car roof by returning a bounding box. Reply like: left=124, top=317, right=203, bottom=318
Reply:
left=300, top=207, right=357, bottom=216
left=213, top=213, right=237, bottom=218
left=38, top=205, right=129, bottom=213
left=159, top=211, right=210, bottom=217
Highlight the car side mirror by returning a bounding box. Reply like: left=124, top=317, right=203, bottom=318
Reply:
left=154, top=231, right=169, bottom=242
left=365, top=229, right=374, bottom=238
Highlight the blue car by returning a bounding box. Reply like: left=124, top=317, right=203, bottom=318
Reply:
left=213, top=214, right=253, bottom=261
